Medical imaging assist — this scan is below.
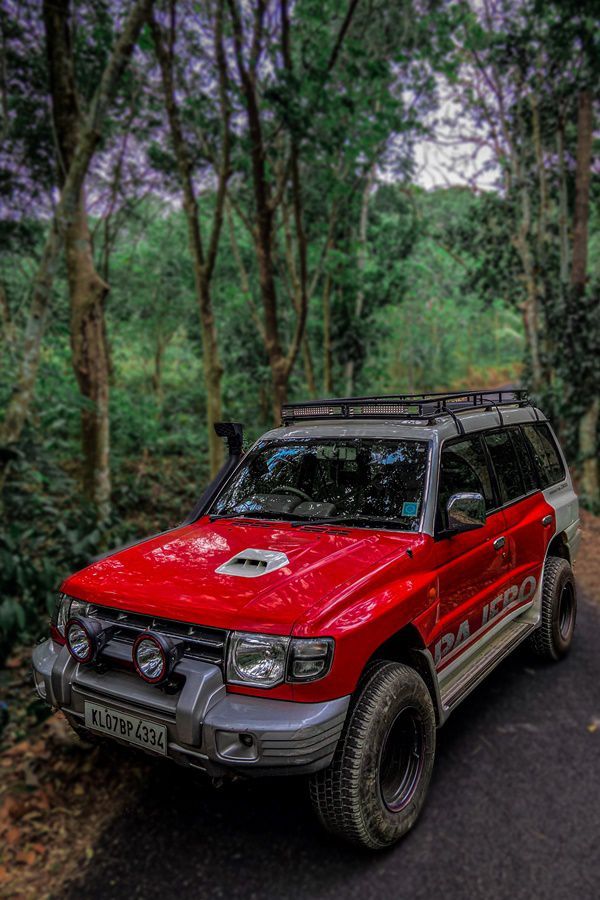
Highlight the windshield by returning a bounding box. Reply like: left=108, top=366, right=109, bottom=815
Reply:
left=210, top=438, right=429, bottom=531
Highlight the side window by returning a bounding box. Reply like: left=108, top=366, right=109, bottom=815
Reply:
left=510, top=428, right=538, bottom=493
left=483, top=431, right=524, bottom=504
left=522, top=424, right=566, bottom=487
left=437, top=437, right=495, bottom=528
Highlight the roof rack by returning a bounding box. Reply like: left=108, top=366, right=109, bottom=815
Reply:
left=281, top=389, right=530, bottom=433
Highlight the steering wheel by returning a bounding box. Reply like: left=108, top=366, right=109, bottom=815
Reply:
left=272, top=485, right=313, bottom=502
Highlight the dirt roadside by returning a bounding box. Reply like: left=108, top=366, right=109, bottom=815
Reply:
left=1, top=511, right=598, bottom=900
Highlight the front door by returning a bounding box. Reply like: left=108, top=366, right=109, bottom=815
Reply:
left=429, top=435, right=510, bottom=675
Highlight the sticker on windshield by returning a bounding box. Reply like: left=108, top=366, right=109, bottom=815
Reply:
left=402, top=501, right=420, bottom=517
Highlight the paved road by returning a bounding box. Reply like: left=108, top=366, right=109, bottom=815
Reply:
left=67, top=596, right=600, bottom=900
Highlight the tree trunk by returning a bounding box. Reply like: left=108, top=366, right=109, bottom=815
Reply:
left=45, top=0, right=113, bottom=521
left=345, top=169, right=373, bottom=395
left=151, top=4, right=226, bottom=476
left=322, top=274, right=333, bottom=394
left=0, top=225, right=61, bottom=490
left=66, top=198, right=111, bottom=519
left=199, top=277, right=224, bottom=476
left=579, top=396, right=599, bottom=504
left=571, top=88, right=597, bottom=504
left=572, top=90, right=593, bottom=293
left=557, top=115, right=570, bottom=287
left=513, top=183, right=543, bottom=391
left=0, top=0, right=151, bottom=493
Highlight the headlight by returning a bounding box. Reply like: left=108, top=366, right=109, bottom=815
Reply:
left=227, top=633, right=334, bottom=688
left=54, top=593, right=90, bottom=637
left=227, top=633, right=290, bottom=687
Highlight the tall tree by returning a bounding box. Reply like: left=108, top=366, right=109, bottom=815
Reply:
left=0, top=0, right=154, bottom=498
left=44, top=0, right=111, bottom=521
left=446, top=0, right=600, bottom=503
left=150, top=0, right=230, bottom=476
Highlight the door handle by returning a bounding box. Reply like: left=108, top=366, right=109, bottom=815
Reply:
left=493, top=536, right=506, bottom=551
left=542, top=515, right=553, bottom=527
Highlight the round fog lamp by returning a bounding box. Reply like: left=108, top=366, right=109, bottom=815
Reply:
left=133, top=632, right=182, bottom=684
left=66, top=619, right=93, bottom=663
left=65, top=616, right=113, bottom=665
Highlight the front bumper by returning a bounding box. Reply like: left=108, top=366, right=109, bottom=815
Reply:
left=32, top=639, right=349, bottom=777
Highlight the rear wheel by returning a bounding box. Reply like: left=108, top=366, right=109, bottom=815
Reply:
left=529, top=556, right=577, bottom=661
left=309, top=661, right=436, bottom=849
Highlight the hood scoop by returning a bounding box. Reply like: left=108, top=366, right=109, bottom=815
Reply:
left=215, top=548, right=290, bottom=578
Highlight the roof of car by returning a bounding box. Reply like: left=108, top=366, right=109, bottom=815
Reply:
left=262, top=404, right=545, bottom=444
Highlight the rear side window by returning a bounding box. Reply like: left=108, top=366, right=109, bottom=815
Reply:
left=484, top=431, right=524, bottom=504
left=437, top=437, right=495, bottom=521
left=522, top=424, right=565, bottom=487
left=510, top=428, right=538, bottom=493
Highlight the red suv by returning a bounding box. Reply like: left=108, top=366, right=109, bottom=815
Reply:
left=32, top=390, right=580, bottom=848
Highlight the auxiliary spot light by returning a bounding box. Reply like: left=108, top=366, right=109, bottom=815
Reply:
left=65, top=617, right=113, bottom=664
left=133, top=632, right=183, bottom=684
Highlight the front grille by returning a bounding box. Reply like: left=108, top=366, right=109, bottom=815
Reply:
left=87, top=604, right=228, bottom=668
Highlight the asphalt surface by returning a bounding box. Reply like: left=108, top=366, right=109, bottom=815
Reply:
left=66, top=595, right=600, bottom=900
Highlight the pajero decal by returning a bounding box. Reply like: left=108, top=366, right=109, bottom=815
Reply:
left=434, top=575, right=537, bottom=667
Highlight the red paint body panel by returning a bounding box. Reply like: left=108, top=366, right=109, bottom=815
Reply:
left=61, top=490, right=553, bottom=703
left=62, top=518, right=432, bottom=702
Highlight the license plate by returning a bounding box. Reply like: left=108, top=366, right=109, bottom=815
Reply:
left=84, top=702, right=167, bottom=755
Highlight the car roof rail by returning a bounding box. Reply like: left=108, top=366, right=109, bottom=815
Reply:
left=281, top=389, right=530, bottom=432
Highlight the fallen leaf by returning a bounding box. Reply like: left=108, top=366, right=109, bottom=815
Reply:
left=5, top=656, right=24, bottom=669
left=6, top=740, right=31, bottom=757
left=6, top=826, right=21, bottom=846
left=73, top=784, right=85, bottom=797
left=33, top=792, right=51, bottom=812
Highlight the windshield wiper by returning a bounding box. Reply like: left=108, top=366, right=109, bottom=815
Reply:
left=291, top=514, right=409, bottom=529
left=209, top=510, right=301, bottom=523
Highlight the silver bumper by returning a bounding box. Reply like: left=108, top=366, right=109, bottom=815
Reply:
left=32, top=639, right=349, bottom=777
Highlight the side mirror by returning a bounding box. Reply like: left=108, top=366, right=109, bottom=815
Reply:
left=445, top=492, right=486, bottom=534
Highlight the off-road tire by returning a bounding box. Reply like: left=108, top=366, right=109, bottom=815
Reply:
left=309, top=661, right=436, bottom=849
left=528, top=556, right=576, bottom=661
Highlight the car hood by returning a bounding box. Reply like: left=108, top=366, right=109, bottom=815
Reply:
left=62, top=517, right=423, bottom=634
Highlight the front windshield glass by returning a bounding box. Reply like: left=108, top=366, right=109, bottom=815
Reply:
left=210, top=438, right=429, bottom=531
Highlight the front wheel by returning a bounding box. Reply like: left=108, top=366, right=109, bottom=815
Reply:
left=309, top=661, right=436, bottom=849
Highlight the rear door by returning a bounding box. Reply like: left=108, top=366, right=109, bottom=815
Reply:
left=520, top=422, right=578, bottom=561
left=430, top=435, right=510, bottom=673
left=481, top=427, right=546, bottom=619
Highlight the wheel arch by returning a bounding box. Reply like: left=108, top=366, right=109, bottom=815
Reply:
left=366, top=625, right=443, bottom=725
left=547, top=531, right=571, bottom=564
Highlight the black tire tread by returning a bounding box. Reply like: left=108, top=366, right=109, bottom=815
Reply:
left=528, top=556, right=575, bottom=661
left=309, top=661, right=434, bottom=849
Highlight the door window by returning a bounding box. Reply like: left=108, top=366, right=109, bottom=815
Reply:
left=521, top=424, right=565, bottom=487
left=510, top=427, right=538, bottom=493
left=437, top=437, right=494, bottom=529
left=484, top=431, right=525, bottom=504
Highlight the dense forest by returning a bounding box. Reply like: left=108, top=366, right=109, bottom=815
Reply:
left=0, top=0, right=598, bottom=659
